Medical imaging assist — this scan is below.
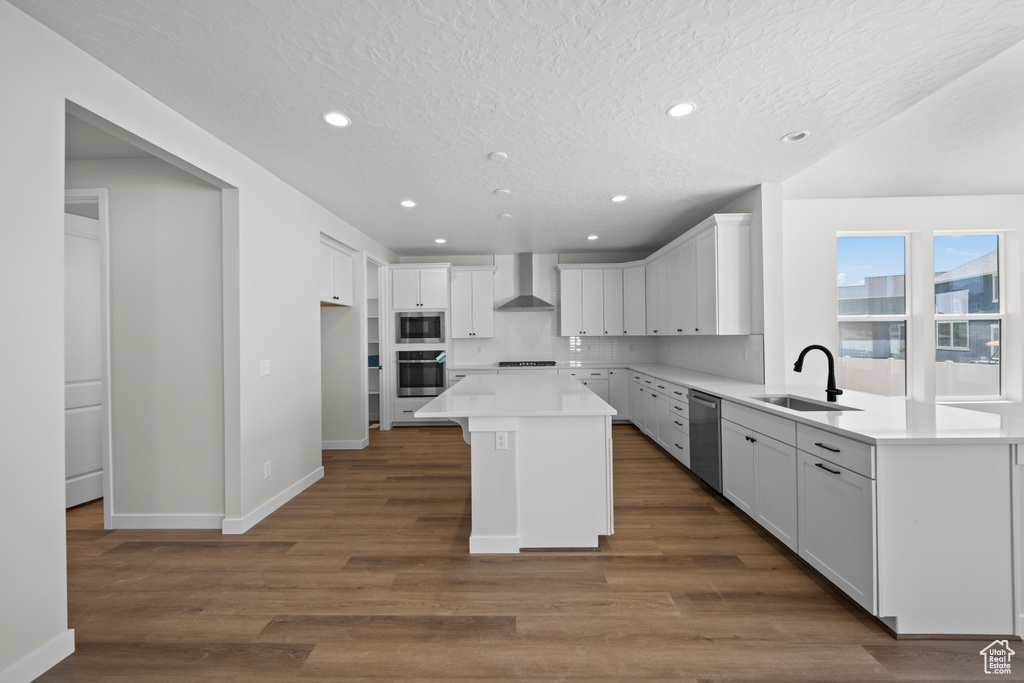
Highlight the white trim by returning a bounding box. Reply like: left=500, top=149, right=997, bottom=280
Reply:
left=110, top=513, right=225, bottom=530
left=222, top=467, right=324, bottom=535
left=469, top=534, right=520, bottom=554
left=65, top=470, right=103, bottom=508
left=322, top=438, right=368, bottom=450
left=0, top=629, right=74, bottom=683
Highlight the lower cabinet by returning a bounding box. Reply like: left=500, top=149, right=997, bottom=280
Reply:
left=608, top=369, right=629, bottom=422
left=797, top=450, right=876, bottom=613
left=668, top=425, right=689, bottom=467
left=629, top=376, right=646, bottom=431
left=721, top=419, right=756, bottom=515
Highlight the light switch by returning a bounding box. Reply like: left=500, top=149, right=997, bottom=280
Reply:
left=260, top=359, right=271, bottom=376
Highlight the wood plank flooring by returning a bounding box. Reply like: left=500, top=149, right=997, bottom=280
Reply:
left=43, top=424, right=1009, bottom=681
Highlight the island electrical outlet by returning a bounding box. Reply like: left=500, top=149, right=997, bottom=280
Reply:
left=495, top=431, right=507, bottom=450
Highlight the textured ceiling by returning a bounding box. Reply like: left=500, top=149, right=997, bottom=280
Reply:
left=14, top=0, right=1024, bottom=255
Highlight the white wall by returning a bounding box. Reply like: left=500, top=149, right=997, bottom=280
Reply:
left=0, top=1, right=396, bottom=675
left=782, top=195, right=1024, bottom=416
left=66, top=158, right=225, bottom=517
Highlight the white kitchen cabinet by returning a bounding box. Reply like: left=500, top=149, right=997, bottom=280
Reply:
left=645, top=255, right=667, bottom=335
left=602, top=268, right=623, bottom=335
left=693, top=216, right=750, bottom=335
left=392, top=265, right=449, bottom=310
left=668, top=425, right=690, bottom=467
left=677, top=238, right=697, bottom=334
left=622, top=266, right=646, bottom=335
left=665, top=244, right=687, bottom=334
left=643, top=385, right=658, bottom=441
left=450, top=267, right=495, bottom=338
left=798, top=450, right=876, bottom=613
left=721, top=419, right=756, bottom=516
left=695, top=229, right=717, bottom=334
left=560, top=369, right=611, bottom=403
left=629, top=374, right=646, bottom=430
left=608, top=369, right=629, bottom=422
left=448, top=369, right=498, bottom=386
left=558, top=267, right=604, bottom=336
left=319, top=235, right=354, bottom=306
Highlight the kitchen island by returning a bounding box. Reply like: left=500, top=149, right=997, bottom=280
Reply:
left=417, top=374, right=615, bottom=553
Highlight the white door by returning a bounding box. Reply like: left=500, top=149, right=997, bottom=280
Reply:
left=64, top=193, right=109, bottom=509
left=721, top=419, right=755, bottom=515
left=392, top=269, right=421, bottom=309
left=418, top=269, right=448, bottom=309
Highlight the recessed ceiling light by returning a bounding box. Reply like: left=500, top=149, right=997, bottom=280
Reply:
left=611, top=195, right=628, bottom=202
left=781, top=130, right=810, bottom=143
left=488, top=152, right=508, bottom=162
left=435, top=238, right=446, bottom=244
left=666, top=102, right=696, bottom=118
left=493, top=188, right=511, bottom=195
left=400, top=200, right=416, bottom=208
left=323, top=111, right=351, bottom=127
left=588, top=235, right=599, bottom=241
left=499, top=213, right=512, bottom=219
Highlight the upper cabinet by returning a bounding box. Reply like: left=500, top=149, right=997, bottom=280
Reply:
left=558, top=267, right=605, bottom=336
left=622, top=266, right=646, bottom=335
left=320, top=235, right=354, bottom=306
left=450, top=267, right=495, bottom=338
left=645, top=256, right=667, bottom=335
left=392, top=265, right=449, bottom=310
left=602, top=268, right=623, bottom=336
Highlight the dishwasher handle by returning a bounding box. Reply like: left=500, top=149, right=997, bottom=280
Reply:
left=689, top=395, right=719, bottom=410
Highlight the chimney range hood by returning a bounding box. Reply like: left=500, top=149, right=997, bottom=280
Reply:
left=497, top=253, right=556, bottom=312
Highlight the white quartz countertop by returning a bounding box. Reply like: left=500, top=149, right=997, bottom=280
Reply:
left=627, top=363, right=1024, bottom=445
left=417, top=374, right=616, bottom=418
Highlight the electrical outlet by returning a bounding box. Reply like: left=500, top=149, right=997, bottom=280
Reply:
left=260, top=359, right=271, bottom=376
left=264, top=461, right=271, bottom=478
left=495, top=431, right=507, bottom=450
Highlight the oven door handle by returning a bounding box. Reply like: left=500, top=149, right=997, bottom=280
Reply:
left=399, top=360, right=443, bottom=363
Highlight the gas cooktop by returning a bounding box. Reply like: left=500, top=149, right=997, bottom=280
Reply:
left=498, top=360, right=557, bottom=367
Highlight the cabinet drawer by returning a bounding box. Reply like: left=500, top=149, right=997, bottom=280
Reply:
left=722, top=401, right=796, bottom=447
left=670, top=400, right=689, bottom=421
left=796, top=423, right=874, bottom=479
left=667, top=383, right=689, bottom=400
left=559, top=368, right=609, bottom=379
left=448, top=369, right=498, bottom=382
left=669, top=414, right=689, bottom=433
left=668, top=426, right=690, bottom=468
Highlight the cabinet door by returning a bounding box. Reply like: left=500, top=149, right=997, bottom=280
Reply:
left=559, top=269, right=582, bottom=336
left=721, top=419, right=755, bottom=515
left=392, top=269, right=420, bottom=309
left=643, top=385, right=658, bottom=438
left=668, top=426, right=690, bottom=468
left=449, top=270, right=474, bottom=338
left=331, top=248, right=353, bottom=306
left=695, top=229, right=718, bottom=335
left=580, top=269, right=604, bottom=336
left=622, top=266, right=646, bottom=335
left=655, top=391, right=673, bottom=452
left=602, top=268, right=623, bottom=335
left=582, top=379, right=610, bottom=403
left=645, top=257, right=667, bottom=334
left=319, top=243, right=335, bottom=303
left=629, top=382, right=644, bottom=430
left=470, top=270, right=494, bottom=337
left=678, top=239, right=697, bottom=334
left=608, top=370, right=629, bottom=420
left=419, top=269, right=448, bottom=308
left=666, top=245, right=686, bottom=334
left=754, top=435, right=798, bottom=551
left=798, top=452, right=876, bottom=613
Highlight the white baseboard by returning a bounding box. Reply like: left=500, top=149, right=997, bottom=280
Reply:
left=469, top=534, right=520, bottom=554
left=0, top=629, right=74, bottom=683
left=110, top=513, right=225, bottom=530
left=222, top=467, right=324, bottom=535
left=65, top=470, right=103, bottom=508
left=322, top=438, right=368, bottom=450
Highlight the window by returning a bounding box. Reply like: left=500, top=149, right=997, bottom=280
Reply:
left=837, top=236, right=907, bottom=397
left=934, top=234, right=1001, bottom=399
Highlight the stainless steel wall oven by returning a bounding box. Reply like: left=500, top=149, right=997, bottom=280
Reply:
left=397, top=350, right=446, bottom=397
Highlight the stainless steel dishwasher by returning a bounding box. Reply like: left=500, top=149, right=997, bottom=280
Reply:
left=687, top=390, right=722, bottom=493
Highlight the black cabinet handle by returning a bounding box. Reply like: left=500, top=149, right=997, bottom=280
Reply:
left=744, top=435, right=757, bottom=443
left=332, top=296, right=339, bottom=300
left=814, top=442, right=841, bottom=453
left=674, top=444, right=684, bottom=449
left=673, top=391, right=683, bottom=396
left=815, top=462, right=842, bottom=475
left=645, top=380, right=651, bottom=384
left=657, top=385, right=665, bottom=389
left=674, top=420, right=683, bottom=426
left=674, top=405, right=683, bottom=411
left=677, top=328, right=682, bottom=332
left=653, top=330, right=658, bottom=333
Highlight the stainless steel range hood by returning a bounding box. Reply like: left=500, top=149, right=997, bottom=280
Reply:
left=497, top=253, right=556, bottom=312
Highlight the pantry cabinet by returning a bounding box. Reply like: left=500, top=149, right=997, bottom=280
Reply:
left=450, top=267, right=495, bottom=338
left=319, top=235, right=354, bottom=306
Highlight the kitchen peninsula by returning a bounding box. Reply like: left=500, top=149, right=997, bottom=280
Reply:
left=416, top=374, right=615, bottom=553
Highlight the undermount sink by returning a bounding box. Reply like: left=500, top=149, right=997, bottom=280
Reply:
left=753, top=395, right=861, bottom=412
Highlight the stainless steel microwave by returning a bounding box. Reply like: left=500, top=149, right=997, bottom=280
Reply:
left=396, top=311, right=444, bottom=344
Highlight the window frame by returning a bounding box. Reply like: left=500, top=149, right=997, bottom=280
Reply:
left=933, top=232, right=1004, bottom=402
left=836, top=233, right=911, bottom=397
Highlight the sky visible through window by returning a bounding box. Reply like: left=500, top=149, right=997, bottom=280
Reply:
left=837, top=236, right=904, bottom=287
left=933, top=234, right=998, bottom=273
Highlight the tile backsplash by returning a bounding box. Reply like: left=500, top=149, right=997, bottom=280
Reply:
left=448, top=253, right=764, bottom=382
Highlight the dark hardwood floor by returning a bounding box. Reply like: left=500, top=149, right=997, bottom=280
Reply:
left=44, top=424, right=1008, bottom=681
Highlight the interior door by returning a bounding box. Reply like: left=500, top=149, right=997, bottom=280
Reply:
left=64, top=205, right=107, bottom=508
